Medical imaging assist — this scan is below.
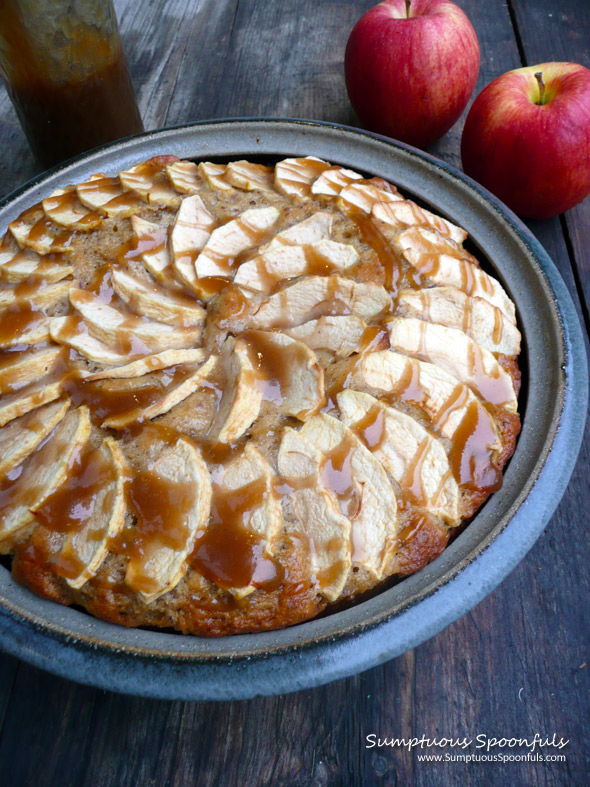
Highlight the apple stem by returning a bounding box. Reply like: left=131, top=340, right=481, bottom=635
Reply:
left=534, top=71, right=546, bottom=105
left=405, top=0, right=411, bottom=18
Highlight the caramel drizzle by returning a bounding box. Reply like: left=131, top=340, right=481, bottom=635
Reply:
left=239, top=329, right=324, bottom=417
left=190, top=478, right=280, bottom=590
left=382, top=358, right=502, bottom=494
left=62, top=364, right=199, bottom=426
left=109, top=467, right=196, bottom=595
left=33, top=445, right=117, bottom=580
left=349, top=213, right=404, bottom=292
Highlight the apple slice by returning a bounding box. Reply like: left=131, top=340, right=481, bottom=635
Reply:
left=278, top=426, right=352, bottom=601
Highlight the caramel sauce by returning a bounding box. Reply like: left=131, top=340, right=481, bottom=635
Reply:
left=47, top=547, right=87, bottom=581
left=0, top=463, right=27, bottom=515
left=120, top=224, right=168, bottom=266
left=462, top=294, right=473, bottom=334
left=358, top=325, right=390, bottom=354
left=279, top=158, right=330, bottom=196
left=111, top=467, right=196, bottom=595
left=240, top=329, right=323, bottom=415
left=399, top=437, right=429, bottom=505
left=43, top=189, right=101, bottom=228
left=26, top=216, right=74, bottom=251
left=78, top=175, right=122, bottom=204
left=448, top=401, right=502, bottom=492
left=190, top=478, right=280, bottom=590
left=394, top=359, right=427, bottom=405
left=0, top=0, right=144, bottom=168
left=62, top=364, right=197, bottom=425
left=85, top=264, right=116, bottom=303
left=492, top=306, right=504, bottom=345
left=33, top=445, right=115, bottom=535
left=433, top=383, right=470, bottom=431
left=302, top=244, right=338, bottom=276
left=350, top=214, right=404, bottom=292
left=316, top=555, right=350, bottom=590
left=351, top=403, right=387, bottom=451
left=320, top=437, right=361, bottom=520
left=467, top=342, right=510, bottom=407
left=397, top=508, right=429, bottom=548
left=0, top=302, right=44, bottom=344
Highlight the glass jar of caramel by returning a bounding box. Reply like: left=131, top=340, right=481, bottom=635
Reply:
left=0, top=0, right=144, bottom=168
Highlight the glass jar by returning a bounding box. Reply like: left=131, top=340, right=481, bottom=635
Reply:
left=0, top=0, right=144, bottom=168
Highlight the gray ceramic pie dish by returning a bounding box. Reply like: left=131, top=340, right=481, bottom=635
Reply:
left=0, top=119, right=586, bottom=701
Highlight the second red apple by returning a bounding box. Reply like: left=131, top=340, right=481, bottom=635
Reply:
left=344, top=0, right=480, bottom=148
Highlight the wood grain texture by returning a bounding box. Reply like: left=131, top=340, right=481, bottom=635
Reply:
left=0, top=1, right=587, bottom=786
left=507, top=0, right=590, bottom=333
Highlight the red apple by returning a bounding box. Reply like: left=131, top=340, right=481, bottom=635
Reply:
left=461, top=63, right=590, bottom=219
left=344, top=0, right=480, bottom=148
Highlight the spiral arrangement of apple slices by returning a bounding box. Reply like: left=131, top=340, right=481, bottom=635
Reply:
left=0, top=154, right=521, bottom=634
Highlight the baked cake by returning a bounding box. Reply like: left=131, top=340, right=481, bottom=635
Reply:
left=0, top=155, right=521, bottom=635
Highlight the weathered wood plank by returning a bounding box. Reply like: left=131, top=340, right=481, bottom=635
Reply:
left=507, top=0, right=590, bottom=328
left=0, top=662, right=97, bottom=787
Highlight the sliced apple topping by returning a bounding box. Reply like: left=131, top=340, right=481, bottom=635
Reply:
left=278, top=426, right=352, bottom=601
left=198, top=162, right=235, bottom=191
left=225, top=161, right=275, bottom=192
left=398, top=286, right=521, bottom=356
left=284, top=315, right=372, bottom=358
left=198, top=443, right=282, bottom=599
left=387, top=317, right=518, bottom=411
left=76, top=173, right=144, bottom=217
left=170, top=194, right=216, bottom=291
left=274, top=156, right=331, bottom=198
left=111, top=267, right=205, bottom=329
left=394, top=226, right=516, bottom=323
left=119, top=156, right=181, bottom=207
left=50, top=316, right=138, bottom=365
left=101, top=355, right=217, bottom=429
left=0, top=346, right=63, bottom=395
left=252, top=274, right=390, bottom=329
left=300, top=413, right=398, bottom=580
left=0, top=251, right=73, bottom=284
left=42, top=186, right=103, bottom=230
left=373, top=201, right=467, bottom=244
left=240, top=330, right=325, bottom=420
left=0, top=279, right=74, bottom=310
left=233, top=239, right=359, bottom=293
left=130, top=215, right=179, bottom=289
left=209, top=337, right=263, bottom=443
left=0, top=377, right=64, bottom=427
left=0, top=399, right=70, bottom=477
left=338, top=181, right=403, bottom=214
left=9, top=206, right=74, bottom=255
left=195, top=206, right=280, bottom=279
left=37, top=438, right=127, bottom=589
left=0, top=406, right=91, bottom=551
left=261, top=211, right=334, bottom=251
left=68, top=288, right=201, bottom=353
left=0, top=304, right=51, bottom=348
left=84, top=349, right=209, bottom=381
left=166, top=160, right=201, bottom=194
left=124, top=438, right=212, bottom=603
left=338, top=390, right=459, bottom=522
left=351, top=349, right=502, bottom=447
left=310, top=166, right=364, bottom=197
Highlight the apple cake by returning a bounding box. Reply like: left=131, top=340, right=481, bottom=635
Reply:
left=0, top=154, right=521, bottom=636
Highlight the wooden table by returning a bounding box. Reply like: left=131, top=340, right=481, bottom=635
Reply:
left=0, top=1, right=588, bottom=784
